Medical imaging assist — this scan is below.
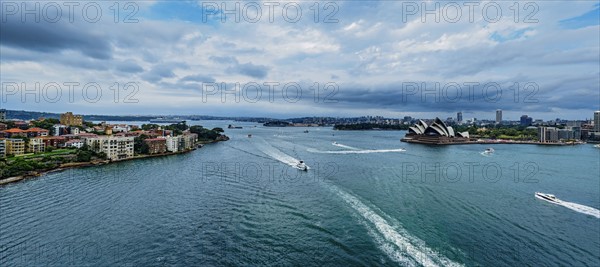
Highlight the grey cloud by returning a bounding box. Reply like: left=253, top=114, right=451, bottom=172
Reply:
left=227, top=62, right=269, bottom=79
left=116, top=61, right=144, bottom=73
left=0, top=17, right=112, bottom=59
left=209, top=56, right=238, bottom=64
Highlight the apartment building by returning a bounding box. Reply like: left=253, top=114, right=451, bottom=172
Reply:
left=0, top=139, right=6, bottom=158
left=165, top=136, right=180, bottom=152
left=144, top=138, right=167, bottom=154
left=85, top=136, right=134, bottom=161
left=60, top=112, right=83, bottom=126
left=28, top=138, right=46, bottom=153
left=6, top=139, right=25, bottom=156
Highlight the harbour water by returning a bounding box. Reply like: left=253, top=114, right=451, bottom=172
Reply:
left=1, top=121, right=599, bottom=266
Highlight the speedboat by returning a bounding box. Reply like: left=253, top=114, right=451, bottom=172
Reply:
left=483, top=148, right=495, bottom=154
left=535, top=192, right=560, bottom=204
left=594, top=144, right=600, bottom=148
left=247, top=134, right=252, bottom=138
left=333, top=141, right=338, bottom=145
left=296, top=160, right=308, bottom=171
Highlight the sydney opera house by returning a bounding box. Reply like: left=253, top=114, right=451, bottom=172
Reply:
left=401, top=118, right=472, bottom=144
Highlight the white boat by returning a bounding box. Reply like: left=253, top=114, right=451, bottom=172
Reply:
left=296, top=160, right=308, bottom=171
left=332, top=141, right=338, bottom=145
left=483, top=148, right=495, bottom=154
left=535, top=192, right=560, bottom=204
left=594, top=144, right=600, bottom=148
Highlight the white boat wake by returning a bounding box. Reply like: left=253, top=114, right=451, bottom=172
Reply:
left=255, top=139, right=309, bottom=170
left=332, top=142, right=360, bottom=150
left=329, top=185, right=463, bottom=267
left=308, top=148, right=406, bottom=154
left=557, top=201, right=600, bottom=219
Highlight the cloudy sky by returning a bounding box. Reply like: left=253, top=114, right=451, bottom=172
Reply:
left=1, top=1, right=599, bottom=120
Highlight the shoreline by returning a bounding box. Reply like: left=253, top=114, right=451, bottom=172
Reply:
left=401, top=138, right=585, bottom=146
left=0, top=140, right=220, bottom=186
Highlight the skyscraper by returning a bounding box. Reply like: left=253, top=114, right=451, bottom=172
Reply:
left=594, top=111, right=600, bottom=132
left=520, top=115, right=532, bottom=126
left=496, top=109, right=502, bottom=124
left=457, top=112, right=463, bottom=123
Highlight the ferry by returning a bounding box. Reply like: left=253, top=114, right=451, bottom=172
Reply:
left=535, top=192, right=560, bottom=204
left=483, top=148, right=495, bottom=154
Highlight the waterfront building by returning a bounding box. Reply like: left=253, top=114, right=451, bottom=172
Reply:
left=85, top=136, right=134, bottom=161
left=64, top=139, right=84, bottom=149
left=165, top=136, right=180, bottom=152
left=60, top=112, right=83, bottom=126
left=567, top=126, right=582, bottom=140
left=595, top=111, right=600, bottom=132
left=25, top=127, right=49, bottom=137
left=144, top=138, right=167, bottom=154
left=53, top=125, right=68, bottom=136
left=538, top=127, right=559, bottom=143
left=42, top=136, right=67, bottom=148
left=6, top=139, right=25, bottom=156
left=2, top=128, right=26, bottom=138
left=557, top=129, right=574, bottom=141
left=496, top=110, right=502, bottom=124
left=404, top=118, right=470, bottom=144
left=0, top=139, right=5, bottom=158
left=28, top=138, right=45, bottom=153
left=0, top=123, right=7, bottom=131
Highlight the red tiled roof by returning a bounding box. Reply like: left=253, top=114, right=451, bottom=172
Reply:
left=26, top=127, right=49, bottom=132
left=3, top=128, right=25, bottom=133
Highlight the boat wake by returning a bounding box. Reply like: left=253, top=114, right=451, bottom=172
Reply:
left=308, top=148, right=406, bottom=154
left=556, top=201, right=600, bottom=219
left=255, top=139, right=309, bottom=170
left=332, top=142, right=360, bottom=150
left=329, top=185, right=462, bottom=267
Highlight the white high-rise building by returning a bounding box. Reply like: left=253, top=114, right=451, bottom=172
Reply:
left=496, top=109, right=502, bottom=124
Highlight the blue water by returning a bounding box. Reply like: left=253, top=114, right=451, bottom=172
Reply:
left=1, top=121, right=599, bottom=266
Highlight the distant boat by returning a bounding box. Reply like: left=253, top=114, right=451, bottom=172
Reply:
left=535, top=192, right=560, bottom=204
left=303, top=130, right=309, bottom=133
left=149, top=118, right=184, bottom=123
left=483, top=148, right=495, bottom=154
left=228, top=124, right=243, bottom=129
left=296, top=160, right=308, bottom=171
left=594, top=144, right=600, bottom=148
left=248, top=134, right=252, bottom=138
